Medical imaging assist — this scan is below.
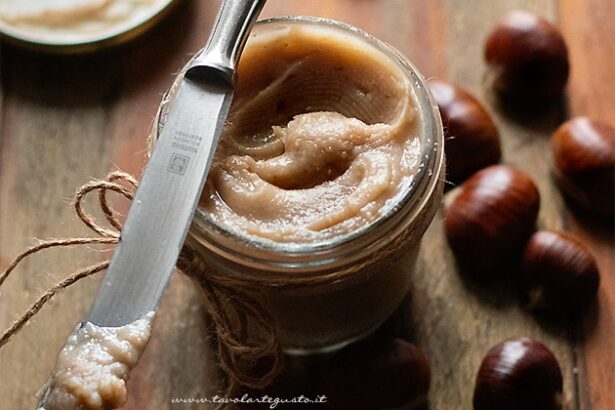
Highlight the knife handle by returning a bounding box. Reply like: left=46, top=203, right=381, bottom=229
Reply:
left=187, top=0, right=267, bottom=85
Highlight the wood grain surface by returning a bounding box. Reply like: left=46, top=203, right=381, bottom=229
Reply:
left=1, top=1, right=613, bottom=409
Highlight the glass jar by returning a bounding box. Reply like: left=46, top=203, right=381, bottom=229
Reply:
left=156, top=17, right=444, bottom=354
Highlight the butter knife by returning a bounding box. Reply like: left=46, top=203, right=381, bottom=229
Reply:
left=38, top=0, right=266, bottom=408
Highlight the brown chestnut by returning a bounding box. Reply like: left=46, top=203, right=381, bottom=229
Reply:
left=473, top=337, right=563, bottom=410
left=484, top=11, right=569, bottom=99
left=323, top=338, right=430, bottom=410
left=445, top=165, right=540, bottom=275
left=551, top=117, right=615, bottom=216
left=429, top=80, right=501, bottom=185
left=521, top=230, right=600, bottom=313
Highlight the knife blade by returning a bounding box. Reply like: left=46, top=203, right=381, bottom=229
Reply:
left=89, top=79, right=231, bottom=326
left=38, top=1, right=266, bottom=408
left=90, top=0, right=266, bottom=327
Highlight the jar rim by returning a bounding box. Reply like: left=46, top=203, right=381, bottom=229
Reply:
left=185, top=16, right=444, bottom=270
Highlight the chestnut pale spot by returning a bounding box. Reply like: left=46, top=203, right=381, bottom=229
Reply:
left=323, top=338, right=430, bottom=410
left=521, top=230, right=600, bottom=314
left=484, top=10, right=569, bottom=99
left=551, top=117, right=615, bottom=216
left=445, top=165, right=540, bottom=275
left=473, top=337, right=563, bottom=410
left=429, top=80, right=501, bottom=185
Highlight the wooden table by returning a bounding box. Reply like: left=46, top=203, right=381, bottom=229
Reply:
left=1, top=0, right=613, bottom=409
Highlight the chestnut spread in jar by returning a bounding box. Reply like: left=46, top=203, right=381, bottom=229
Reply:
left=201, top=23, right=422, bottom=243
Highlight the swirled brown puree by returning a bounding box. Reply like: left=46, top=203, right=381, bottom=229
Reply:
left=200, top=23, right=422, bottom=243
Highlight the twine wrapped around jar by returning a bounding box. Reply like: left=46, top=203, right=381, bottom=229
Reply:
left=0, top=168, right=432, bottom=408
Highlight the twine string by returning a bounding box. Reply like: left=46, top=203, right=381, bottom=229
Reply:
left=0, top=168, right=429, bottom=401
left=0, top=171, right=281, bottom=396
left=0, top=261, right=110, bottom=350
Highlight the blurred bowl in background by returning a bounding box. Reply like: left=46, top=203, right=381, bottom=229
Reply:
left=0, top=0, right=179, bottom=53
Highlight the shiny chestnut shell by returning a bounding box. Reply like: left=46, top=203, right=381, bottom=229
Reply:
left=473, top=337, right=563, bottom=410
left=323, top=338, right=430, bottom=410
left=521, top=230, right=600, bottom=313
left=551, top=117, right=615, bottom=216
left=429, top=80, right=501, bottom=185
left=484, top=11, right=569, bottom=99
left=445, top=165, right=540, bottom=275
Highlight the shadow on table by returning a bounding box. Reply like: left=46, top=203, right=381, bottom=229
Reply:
left=454, top=259, right=520, bottom=310
left=231, top=297, right=432, bottom=410
left=485, top=87, right=568, bottom=135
